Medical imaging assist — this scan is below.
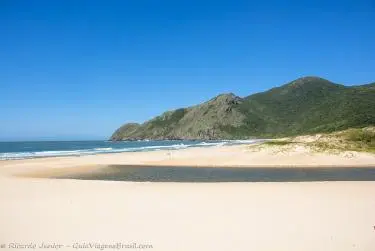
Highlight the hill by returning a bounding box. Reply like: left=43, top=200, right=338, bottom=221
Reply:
left=110, top=76, right=375, bottom=140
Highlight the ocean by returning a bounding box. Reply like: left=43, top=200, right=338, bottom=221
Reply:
left=0, top=139, right=262, bottom=160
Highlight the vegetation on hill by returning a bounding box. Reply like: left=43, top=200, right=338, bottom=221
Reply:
left=110, top=77, right=375, bottom=141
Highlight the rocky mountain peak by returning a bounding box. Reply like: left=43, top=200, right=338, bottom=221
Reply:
left=210, top=93, right=243, bottom=105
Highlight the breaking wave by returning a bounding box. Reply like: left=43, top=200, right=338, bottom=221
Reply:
left=0, top=139, right=263, bottom=160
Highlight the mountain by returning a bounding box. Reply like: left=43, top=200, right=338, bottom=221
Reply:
left=110, top=76, right=375, bottom=140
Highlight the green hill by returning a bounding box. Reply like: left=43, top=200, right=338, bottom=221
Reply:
left=110, top=77, right=375, bottom=141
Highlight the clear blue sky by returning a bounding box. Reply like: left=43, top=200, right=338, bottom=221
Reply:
left=1, top=0, right=374, bottom=141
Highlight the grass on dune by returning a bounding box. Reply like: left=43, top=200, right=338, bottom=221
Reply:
left=309, top=127, right=375, bottom=153
left=342, top=128, right=375, bottom=152
left=257, top=127, right=375, bottom=154
left=263, top=140, right=295, bottom=146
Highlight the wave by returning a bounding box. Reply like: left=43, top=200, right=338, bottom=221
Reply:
left=0, top=144, right=190, bottom=160
left=194, top=142, right=228, bottom=147
left=93, top=147, right=113, bottom=151
left=0, top=140, right=263, bottom=160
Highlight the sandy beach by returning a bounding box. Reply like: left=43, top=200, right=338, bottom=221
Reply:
left=1, top=144, right=375, bottom=250
left=1, top=143, right=375, bottom=176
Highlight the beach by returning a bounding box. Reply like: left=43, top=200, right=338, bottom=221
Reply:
left=1, top=143, right=375, bottom=250
left=1, top=142, right=375, bottom=176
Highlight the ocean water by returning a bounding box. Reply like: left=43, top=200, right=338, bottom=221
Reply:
left=0, top=139, right=263, bottom=160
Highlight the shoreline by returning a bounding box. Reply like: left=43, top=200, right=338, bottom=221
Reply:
left=1, top=143, right=375, bottom=169
left=0, top=142, right=373, bottom=180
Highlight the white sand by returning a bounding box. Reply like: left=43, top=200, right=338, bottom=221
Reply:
left=1, top=144, right=375, bottom=250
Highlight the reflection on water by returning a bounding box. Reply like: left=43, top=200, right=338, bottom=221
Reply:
left=52, top=166, right=375, bottom=182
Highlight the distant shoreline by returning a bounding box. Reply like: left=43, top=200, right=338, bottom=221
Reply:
left=0, top=139, right=265, bottom=161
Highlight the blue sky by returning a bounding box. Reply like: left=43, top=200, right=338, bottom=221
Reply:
left=1, top=0, right=374, bottom=141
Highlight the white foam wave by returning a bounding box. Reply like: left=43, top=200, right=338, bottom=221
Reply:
left=93, top=147, right=113, bottom=151
left=0, top=140, right=264, bottom=160
left=0, top=144, right=191, bottom=160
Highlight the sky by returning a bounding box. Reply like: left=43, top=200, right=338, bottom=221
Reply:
left=1, top=0, right=374, bottom=141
